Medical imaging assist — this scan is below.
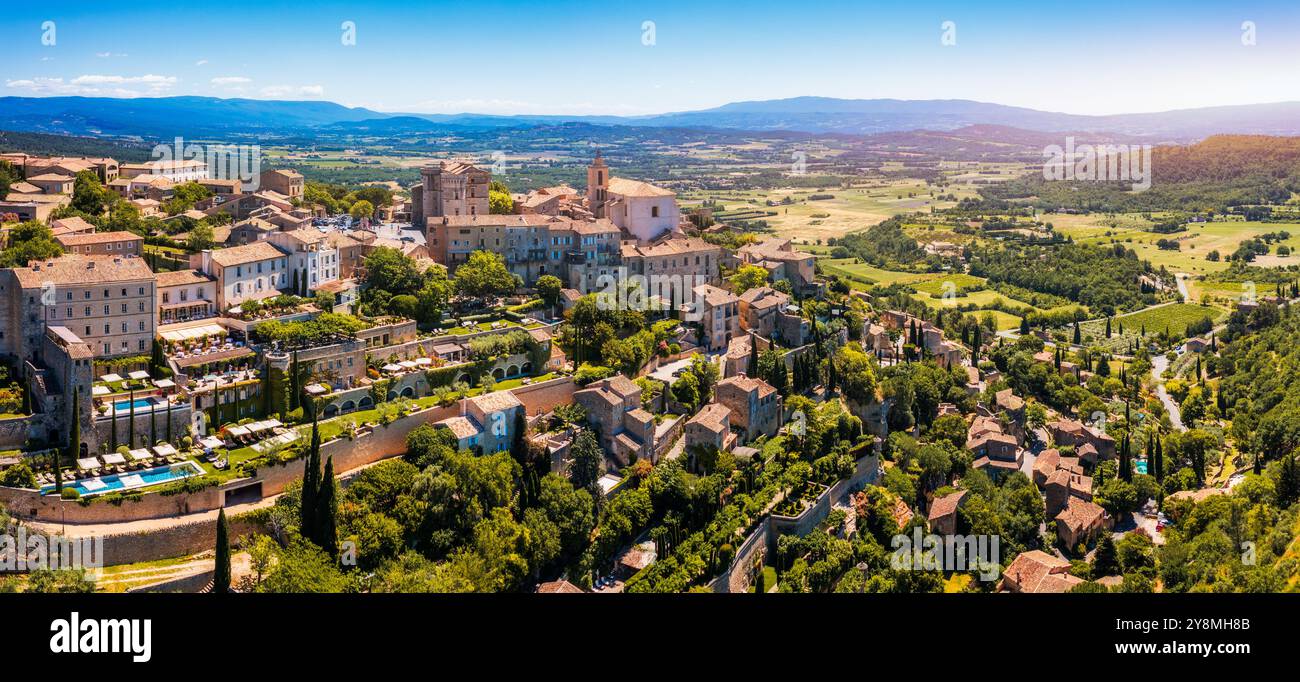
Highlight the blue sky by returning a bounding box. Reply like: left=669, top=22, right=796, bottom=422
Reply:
left=3, top=0, right=1299, bottom=116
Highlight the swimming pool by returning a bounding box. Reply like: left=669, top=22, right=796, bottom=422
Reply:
left=112, top=397, right=158, bottom=412
left=43, top=461, right=205, bottom=497
left=1135, top=460, right=1149, bottom=475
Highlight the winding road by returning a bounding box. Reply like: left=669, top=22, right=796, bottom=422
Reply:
left=1150, top=352, right=1185, bottom=432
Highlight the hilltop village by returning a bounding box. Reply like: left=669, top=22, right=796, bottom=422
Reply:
left=0, top=147, right=1281, bottom=594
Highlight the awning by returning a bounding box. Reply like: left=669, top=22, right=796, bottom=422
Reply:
left=414, top=357, right=432, bottom=366
left=100, top=373, right=124, bottom=383
left=305, top=383, right=330, bottom=396
left=128, top=370, right=150, bottom=380
left=398, top=360, right=419, bottom=369
left=91, top=386, right=110, bottom=397
left=381, top=363, right=402, bottom=372
left=160, top=322, right=227, bottom=342
left=153, top=378, right=176, bottom=388
left=127, top=448, right=152, bottom=461
left=226, top=425, right=251, bottom=437
left=76, top=457, right=101, bottom=471
left=199, top=436, right=225, bottom=450
left=101, top=453, right=126, bottom=465
left=152, top=443, right=179, bottom=457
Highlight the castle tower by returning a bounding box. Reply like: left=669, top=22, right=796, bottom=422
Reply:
left=586, top=151, right=608, bottom=219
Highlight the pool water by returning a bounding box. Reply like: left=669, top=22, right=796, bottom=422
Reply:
left=42, top=462, right=204, bottom=497
left=1135, top=460, right=1149, bottom=475
left=112, top=398, right=157, bottom=412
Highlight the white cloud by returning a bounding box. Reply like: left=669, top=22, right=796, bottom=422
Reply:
left=195, top=59, right=209, bottom=66
left=95, top=52, right=128, bottom=58
left=259, top=84, right=324, bottom=98
left=5, top=74, right=177, bottom=97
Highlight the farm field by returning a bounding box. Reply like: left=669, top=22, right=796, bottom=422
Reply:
left=1186, top=278, right=1285, bottom=305
left=1050, top=214, right=1300, bottom=275
left=818, top=257, right=940, bottom=288
left=1074, top=302, right=1225, bottom=351
left=684, top=178, right=985, bottom=244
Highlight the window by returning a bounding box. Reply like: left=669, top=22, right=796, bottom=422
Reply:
left=103, top=305, right=110, bottom=315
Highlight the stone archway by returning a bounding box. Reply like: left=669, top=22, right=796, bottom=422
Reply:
left=341, top=400, right=356, bottom=413
left=521, top=362, right=533, bottom=375
left=492, top=368, right=505, bottom=381
left=359, top=396, right=374, bottom=408
left=507, top=364, right=520, bottom=378
left=324, top=404, right=339, bottom=417
left=401, top=386, right=415, bottom=398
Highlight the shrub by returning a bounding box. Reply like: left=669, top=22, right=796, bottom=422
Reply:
left=60, top=487, right=80, bottom=500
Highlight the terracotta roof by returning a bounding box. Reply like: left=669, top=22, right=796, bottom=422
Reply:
left=11, top=254, right=154, bottom=288
left=927, top=490, right=968, bottom=522
left=156, top=269, right=216, bottom=288
left=621, top=237, right=718, bottom=259
left=693, top=283, right=737, bottom=308
left=739, top=286, right=788, bottom=308
left=717, top=374, right=777, bottom=400
left=55, top=230, right=142, bottom=246
left=435, top=415, right=481, bottom=440
left=1055, top=497, right=1106, bottom=532
left=536, top=580, right=584, bottom=594
left=468, top=389, right=523, bottom=414
left=607, top=176, right=674, bottom=197
left=49, top=217, right=96, bottom=235
left=207, top=241, right=286, bottom=267
left=1002, top=550, right=1082, bottom=593
left=688, top=402, right=730, bottom=432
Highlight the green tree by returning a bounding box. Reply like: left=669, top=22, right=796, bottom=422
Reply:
left=213, top=508, right=231, bottom=594
left=349, top=200, right=375, bottom=221
left=455, top=250, right=518, bottom=298
left=314, top=456, right=338, bottom=558
left=729, top=264, right=769, bottom=292
left=186, top=222, right=215, bottom=251
left=0, top=220, right=64, bottom=267
left=535, top=274, right=563, bottom=310
left=569, top=429, right=604, bottom=494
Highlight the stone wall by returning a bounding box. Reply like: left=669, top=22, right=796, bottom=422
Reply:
left=0, top=376, right=577, bottom=526
left=0, top=415, right=35, bottom=449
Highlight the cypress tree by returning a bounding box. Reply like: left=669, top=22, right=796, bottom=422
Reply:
left=150, top=395, right=157, bottom=446
left=289, top=350, right=301, bottom=411
left=1073, top=321, right=1081, bottom=345
left=748, top=336, right=759, bottom=377
left=111, top=401, right=118, bottom=450
left=1119, top=434, right=1132, bottom=482
left=300, top=412, right=320, bottom=539
left=1154, top=436, right=1164, bottom=483
left=213, top=508, right=231, bottom=594
left=166, top=396, right=174, bottom=444
left=1019, top=316, right=1029, bottom=335
left=315, top=456, right=338, bottom=558
left=1105, top=317, right=1112, bottom=338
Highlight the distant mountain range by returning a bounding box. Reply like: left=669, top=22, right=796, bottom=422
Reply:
left=3, top=95, right=1300, bottom=141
